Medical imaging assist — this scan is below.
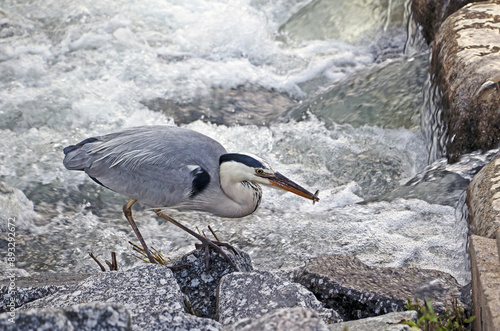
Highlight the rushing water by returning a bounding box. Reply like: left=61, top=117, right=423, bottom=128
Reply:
left=0, top=0, right=476, bottom=285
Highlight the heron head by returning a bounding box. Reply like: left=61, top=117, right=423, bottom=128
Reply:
left=219, top=153, right=319, bottom=203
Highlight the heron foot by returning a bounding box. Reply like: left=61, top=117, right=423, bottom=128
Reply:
left=153, top=209, right=239, bottom=271
left=194, top=238, right=239, bottom=271
left=195, top=240, right=238, bottom=255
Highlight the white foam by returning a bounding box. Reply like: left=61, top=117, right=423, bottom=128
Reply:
left=0, top=0, right=469, bottom=285
left=1, top=0, right=374, bottom=102
left=0, top=182, right=36, bottom=231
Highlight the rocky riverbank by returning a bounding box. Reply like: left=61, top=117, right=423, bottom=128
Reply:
left=1, top=246, right=466, bottom=330
left=411, top=0, right=500, bottom=329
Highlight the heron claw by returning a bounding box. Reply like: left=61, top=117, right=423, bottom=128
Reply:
left=194, top=238, right=239, bottom=271
left=153, top=209, right=239, bottom=271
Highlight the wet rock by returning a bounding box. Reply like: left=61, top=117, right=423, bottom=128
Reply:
left=294, top=254, right=467, bottom=321
left=222, top=307, right=330, bottom=331
left=142, top=85, right=295, bottom=126
left=216, top=271, right=341, bottom=325
left=330, top=311, right=417, bottom=331
left=0, top=272, right=91, bottom=312
left=430, top=2, right=500, bottom=162
left=372, top=170, right=468, bottom=206
left=22, top=264, right=186, bottom=330
left=373, top=148, right=500, bottom=206
left=279, top=0, right=405, bottom=45
left=0, top=302, right=131, bottom=331
left=286, top=54, right=427, bottom=130
left=467, top=156, right=500, bottom=238
left=0, top=272, right=91, bottom=288
left=1, top=285, right=66, bottom=314
left=170, top=247, right=252, bottom=319
left=330, top=149, right=404, bottom=200
left=410, top=0, right=478, bottom=44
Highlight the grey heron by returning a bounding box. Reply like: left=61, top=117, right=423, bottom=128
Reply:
left=63, top=125, right=319, bottom=269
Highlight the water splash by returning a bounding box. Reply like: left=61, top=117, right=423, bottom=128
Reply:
left=0, top=0, right=471, bottom=286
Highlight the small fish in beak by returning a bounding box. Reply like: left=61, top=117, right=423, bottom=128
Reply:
left=267, top=172, right=320, bottom=204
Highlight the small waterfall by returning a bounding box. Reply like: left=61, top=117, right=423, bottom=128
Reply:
left=403, top=0, right=428, bottom=56
left=421, top=69, right=448, bottom=164
left=403, top=0, right=448, bottom=164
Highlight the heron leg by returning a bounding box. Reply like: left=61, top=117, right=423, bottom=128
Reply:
left=123, top=199, right=157, bottom=264
left=153, top=209, right=238, bottom=270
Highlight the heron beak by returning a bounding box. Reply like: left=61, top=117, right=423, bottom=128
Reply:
left=267, top=172, right=320, bottom=204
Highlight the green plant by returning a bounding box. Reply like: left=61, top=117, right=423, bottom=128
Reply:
left=403, top=298, right=475, bottom=331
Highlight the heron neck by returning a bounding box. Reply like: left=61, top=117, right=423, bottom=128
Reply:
left=219, top=176, right=262, bottom=218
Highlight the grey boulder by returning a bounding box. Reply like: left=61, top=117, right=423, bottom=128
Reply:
left=0, top=302, right=131, bottom=331
left=295, top=254, right=466, bottom=320
left=20, top=264, right=187, bottom=329
left=170, top=246, right=252, bottom=319
left=330, top=311, right=417, bottom=331
left=223, top=307, right=330, bottom=331
left=216, top=270, right=341, bottom=325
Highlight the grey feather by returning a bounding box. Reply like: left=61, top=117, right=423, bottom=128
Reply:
left=63, top=126, right=228, bottom=210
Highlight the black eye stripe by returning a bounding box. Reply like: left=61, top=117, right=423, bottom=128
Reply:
left=220, top=153, right=265, bottom=169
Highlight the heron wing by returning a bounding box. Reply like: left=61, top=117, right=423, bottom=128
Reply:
left=63, top=126, right=227, bottom=207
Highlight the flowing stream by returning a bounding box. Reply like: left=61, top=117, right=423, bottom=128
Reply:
left=0, top=0, right=481, bottom=286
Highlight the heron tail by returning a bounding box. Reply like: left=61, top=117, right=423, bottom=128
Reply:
left=62, top=137, right=99, bottom=171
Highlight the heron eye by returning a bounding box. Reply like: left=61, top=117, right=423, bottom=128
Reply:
left=255, top=169, right=265, bottom=175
